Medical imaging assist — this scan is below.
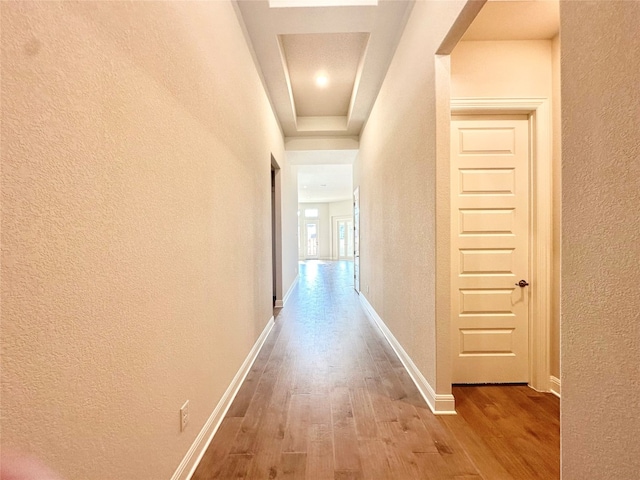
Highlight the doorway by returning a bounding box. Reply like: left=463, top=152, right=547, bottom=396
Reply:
left=450, top=114, right=530, bottom=383
left=305, top=221, right=318, bottom=259
left=335, top=217, right=354, bottom=260
left=271, top=156, right=283, bottom=308
left=450, top=99, right=553, bottom=390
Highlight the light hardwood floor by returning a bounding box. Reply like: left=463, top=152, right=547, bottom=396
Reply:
left=192, top=260, right=559, bottom=479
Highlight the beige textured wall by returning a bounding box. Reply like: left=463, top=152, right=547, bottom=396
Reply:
left=281, top=164, right=300, bottom=291
left=1, top=2, right=292, bottom=479
left=329, top=199, right=353, bottom=219
left=561, top=2, right=640, bottom=478
left=355, top=0, right=467, bottom=391
left=451, top=40, right=552, bottom=98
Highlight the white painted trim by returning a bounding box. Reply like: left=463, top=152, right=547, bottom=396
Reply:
left=276, top=274, right=298, bottom=308
left=550, top=375, right=561, bottom=398
left=434, top=54, right=453, bottom=398
left=271, top=156, right=284, bottom=308
left=171, top=317, right=276, bottom=480
left=359, top=295, right=456, bottom=415
left=451, top=98, right=553, bottom=393
left=302, top=219, right=320, bottom=260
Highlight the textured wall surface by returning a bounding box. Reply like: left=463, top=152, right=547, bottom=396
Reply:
left=451, top=40, right=552, bottom=98
left=281, top=163, right=300, bottom=292
left=355, top=0, right=466, bottom=392
left=561, top=2, right=640, bottom=478
left=1, top=2, right=292, bottom=479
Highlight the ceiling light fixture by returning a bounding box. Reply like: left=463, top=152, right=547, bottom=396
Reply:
left=315, top=74, right=329, bottom=88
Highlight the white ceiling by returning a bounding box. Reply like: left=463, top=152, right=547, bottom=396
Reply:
left=289, top=149, right=357, bottom=202
left=462, top=0, right=559, bottom=41
left=281, top=32, right=370, bottom=117
left=234, top=0, right=414, bottom=138
left=235, top=0, right=559, bottom=205
left=235, top=0, right=413, bottom=204
left=298, top=164, right=353, bottom=203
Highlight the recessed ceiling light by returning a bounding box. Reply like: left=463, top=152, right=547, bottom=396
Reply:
left=320, top=184, right=327, bottom=187
left=315, top=74, right=329, bottom=88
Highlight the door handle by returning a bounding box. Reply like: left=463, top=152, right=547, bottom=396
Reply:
left=516, top=280, right=529, bottom=287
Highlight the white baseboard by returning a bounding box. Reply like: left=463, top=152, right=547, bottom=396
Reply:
left=275, top=275, right=298, bottom=308
left=284, top=275, right=298, bottom=306
left=171, top=316, right=275, bottom=480
left=550, top=375, right=561, bottom=398
left=358, top=295, right=456, bottom=415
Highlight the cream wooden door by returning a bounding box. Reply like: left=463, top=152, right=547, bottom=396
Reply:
left=451, top=115, right=530, bottom=383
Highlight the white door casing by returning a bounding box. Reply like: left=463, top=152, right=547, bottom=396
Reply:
left=451, top=115, right=530, bottom=383
left=449, top=98, right=553, bottom=393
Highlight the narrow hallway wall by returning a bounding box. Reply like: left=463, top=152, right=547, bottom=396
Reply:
left=354, top=0, right=468, bottom=402
left=561, top=2, right=640, bottom=477
left=1, top=2, right=293, bottom=479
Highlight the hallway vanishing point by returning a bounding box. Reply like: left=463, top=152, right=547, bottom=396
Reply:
left=192, top=261, right=559, bottom=479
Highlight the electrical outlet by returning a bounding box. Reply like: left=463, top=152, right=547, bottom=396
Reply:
left=180, top=400, right=189, bottom=432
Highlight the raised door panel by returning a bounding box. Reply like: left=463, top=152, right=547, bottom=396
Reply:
left=451, top=116, right=530, bottom=383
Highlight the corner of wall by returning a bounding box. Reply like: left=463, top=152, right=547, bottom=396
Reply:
left=359, top=295, right=456, bottom=415
left=173, top=317, right=275, bottom=480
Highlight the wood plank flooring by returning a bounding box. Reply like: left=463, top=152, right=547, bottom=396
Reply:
left=192, top=261, right=559, bottom=480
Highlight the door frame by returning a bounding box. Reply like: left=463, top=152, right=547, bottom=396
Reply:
left=451, top=97, right=553, bottom=392
left=271, top=155, right=283, bottom=308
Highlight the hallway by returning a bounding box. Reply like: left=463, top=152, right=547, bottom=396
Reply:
left=192, top=261, right=559, bottom=479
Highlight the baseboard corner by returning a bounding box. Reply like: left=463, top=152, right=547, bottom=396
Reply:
left=282, top=275, right=299, bottom=307
left=358, top=294, right=456, bottom=416
left=550, top=375, right=561, bottom=398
